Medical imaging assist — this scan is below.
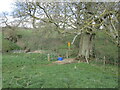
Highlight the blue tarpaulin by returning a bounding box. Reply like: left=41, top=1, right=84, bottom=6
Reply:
left=57, top=57, right=63, bottom=61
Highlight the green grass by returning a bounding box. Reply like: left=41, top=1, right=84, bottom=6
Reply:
left=2, top=53, right=118, bottom=88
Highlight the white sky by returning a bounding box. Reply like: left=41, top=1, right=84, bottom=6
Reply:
left=0, top=0, right=119, bottom=13
left=0, top=0, right=15, bottom=13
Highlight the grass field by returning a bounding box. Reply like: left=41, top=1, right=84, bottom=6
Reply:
left=2, top=53, right=118, bottom=88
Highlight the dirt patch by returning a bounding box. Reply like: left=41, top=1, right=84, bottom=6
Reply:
left=30, top=50, right=45, bottom=53
left=26, top=50, right=46, bottom=54
left=52, top=58, right=78, bottom=64
left=12, top=50, right=46, bottom=54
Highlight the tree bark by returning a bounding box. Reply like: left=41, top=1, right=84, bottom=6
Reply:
left=78, top=32, right=94, bottom=63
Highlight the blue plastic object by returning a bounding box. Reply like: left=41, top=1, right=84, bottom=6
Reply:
left=57, top=57, right=63, bottom=61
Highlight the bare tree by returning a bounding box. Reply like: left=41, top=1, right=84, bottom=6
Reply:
left=11, top=1, right=119, bottom=62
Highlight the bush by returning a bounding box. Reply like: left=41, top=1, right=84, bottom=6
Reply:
left=2, top=39, right=21, bottom=52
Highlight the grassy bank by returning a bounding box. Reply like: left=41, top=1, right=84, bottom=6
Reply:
left=2, top=53, right=118, bottom=88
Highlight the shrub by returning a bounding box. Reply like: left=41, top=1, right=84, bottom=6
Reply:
left=2, top=39, right=21, bottom=52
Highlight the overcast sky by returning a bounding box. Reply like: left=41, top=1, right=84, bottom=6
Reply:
left=0, top=0, right=119, bottom=14
left=0, top=0, right=15, bottom=14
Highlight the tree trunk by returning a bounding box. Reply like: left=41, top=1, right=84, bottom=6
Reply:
left=78, top=33, right=94, bottom=63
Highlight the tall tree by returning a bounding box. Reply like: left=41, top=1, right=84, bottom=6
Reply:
left=11, top=1, right=119, bottom=62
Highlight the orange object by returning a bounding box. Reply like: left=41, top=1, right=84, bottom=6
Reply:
left=68, top=42, right=71, bottom=47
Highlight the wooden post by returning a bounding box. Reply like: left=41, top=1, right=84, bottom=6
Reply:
left=67, top=42, right=71, bottom=58
left=66, top=51, right=69, bottom=58
left=103, top=56, right=106, bottom=65
left=48, top=54, right=50, bottom=61
left=68, top=42, right=71, bottom=50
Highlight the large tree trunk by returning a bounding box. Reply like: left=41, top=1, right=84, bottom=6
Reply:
left=78, top=32, right=94, bottom=63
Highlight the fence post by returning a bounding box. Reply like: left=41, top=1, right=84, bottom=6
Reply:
left=66, top=51, right=69, bottom=58
left=48, top=54, right=50, bottom=61
left=66, top=42, right=71, bottom=58
left=68, top=42, right=71, bottom=50
left=103, top=56, right=106, bottom=65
